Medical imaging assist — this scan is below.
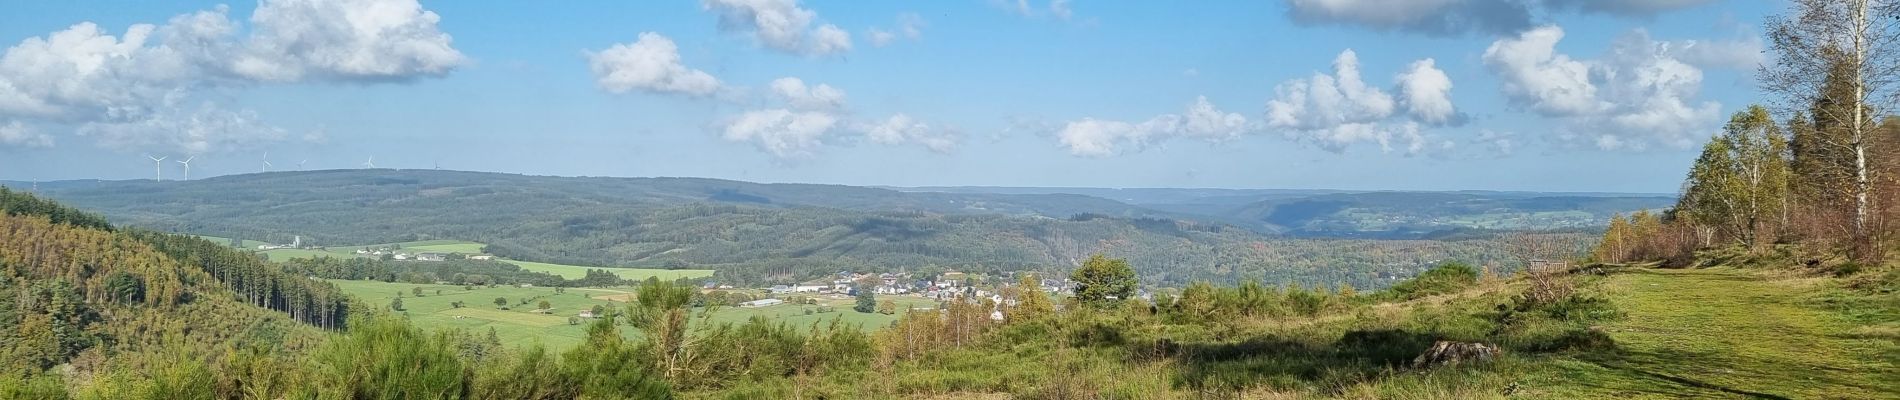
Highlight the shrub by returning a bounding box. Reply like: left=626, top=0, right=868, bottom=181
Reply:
left=1385, top=263, right=1480, bottom=300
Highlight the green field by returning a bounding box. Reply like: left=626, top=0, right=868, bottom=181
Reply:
left=196, top=235, right=713, bottom=282
left=499, top=259, right=712, bottom=280
left=327, top=279, right=936, bottom=351
left=1521, top=267, right=1899, bottom=399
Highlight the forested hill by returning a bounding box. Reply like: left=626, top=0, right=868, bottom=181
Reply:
left=0, top=188, right=340, bottom=383
left=21, top=170, right=1609, bottom=288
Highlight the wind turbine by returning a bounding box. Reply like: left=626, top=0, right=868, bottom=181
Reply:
left=362, top=156, right=376, bottom=169
left=147, top=155, right=167, bottom=181
left=260, top=152, right=272, bottom=173
left=176, top=156, right=196, bottom=181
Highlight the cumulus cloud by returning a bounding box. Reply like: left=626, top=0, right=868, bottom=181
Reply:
left=587, top=33, right=723, bottom=96
left=1482, top=26, right=1722, bottom=150
left=1055, top=96, right=1253, bottom=157
left=768, top=77, right=846, bottom=110
left=703, top=0, right=852, bottom=56
left=233, top=0, right=465, bottom=82
left=719, top=77, right=958, bottom=157
left=1265, top=50, right=1397, bottom=130
left=0, top=121, right=52, bottom=148
left=1396, top=59, right=1463, bottom=125
left=868, top=13, right=926, bottom=47
left=720, top=108, right=839, bottom=158
left=1284, top=0, right=1535, bottom=36
left=1263, top=49, right=1452, bottom=155
left=862, top=114, right=957, bottom=153
left=0, top=0, right=465, bottom=153
left=1482, top=26, right=1601, bottom=116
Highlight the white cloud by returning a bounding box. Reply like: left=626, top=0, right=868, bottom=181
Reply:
left=721, top=77, right=956, bottom=157
left=1482, top=26, right=1601, bottom=116
left=862, top=114, right=957, bottom=153
left=234, top=0, right=465, bottom=82
left=768, top=77, right=846, bottom=110
left=1266, top=50, right=1397, bottom=131
left=720, top=108, right=839, bottom=158
left=808, top=24, right=852, bottom=55
left=587, top=33, right=723, bottom=97
left=0, top=0, right=465, bottom=153
left=1483, top=26, right=1722, bottom=150
left=703, top=0, right=852, bottom=56
left=1051, top=0, right=1075, bottom=19
left=868, top=29, right=897, bottom=47
left=1263, top=49, right=1458, bottom=155
left=0, top=121, right=52, bottom=148
left=1055, top=96, right=1252, bottom=157
left=869, top=13, right=926, bottom=47
left=1396, top=58, right=1461, bottom=125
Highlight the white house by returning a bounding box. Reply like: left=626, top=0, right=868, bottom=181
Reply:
left=468, top=255, right=496, bottom=261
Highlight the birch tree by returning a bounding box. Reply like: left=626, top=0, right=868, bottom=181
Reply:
left=1679, top=106, right=1792, bottom=246
left=1763, top=0, right=1900, bottom=245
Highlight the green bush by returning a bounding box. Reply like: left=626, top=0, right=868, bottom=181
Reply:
left=1384, top=262, right=1480, bottom=300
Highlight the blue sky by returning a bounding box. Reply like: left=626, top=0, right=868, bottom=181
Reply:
left=0, top=0, right=1778, bottom=192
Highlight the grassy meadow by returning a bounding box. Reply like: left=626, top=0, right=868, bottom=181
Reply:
left=329, top=279, right=941, bottom=351
left=196, top=235, right=713, bottom=281
left=1517, top=267, right=1899, bottom=399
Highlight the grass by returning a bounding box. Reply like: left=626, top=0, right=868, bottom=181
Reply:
left=496, top=259, right=711, bottom=281
left=328, top=280, right=939, bottom=352
left=331, top=279, right=624, bottom=350
left=1519, top=267, right=1900, bottom=399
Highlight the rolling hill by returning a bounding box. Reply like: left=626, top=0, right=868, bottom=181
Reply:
left=18, top=170, right=1646, bottom=288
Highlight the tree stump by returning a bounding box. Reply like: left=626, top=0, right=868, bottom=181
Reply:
left=1411, top=341, right=1500, bottom=368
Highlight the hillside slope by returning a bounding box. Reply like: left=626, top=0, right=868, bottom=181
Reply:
left=0, top=188, right=340, bottom=385
left=1523, top=267, right=1898, bottom=399
left=24, top=170, right=1583, bottom=288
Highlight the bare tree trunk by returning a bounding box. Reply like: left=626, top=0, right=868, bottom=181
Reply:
left=1853, top=0, right=1872, bottom=251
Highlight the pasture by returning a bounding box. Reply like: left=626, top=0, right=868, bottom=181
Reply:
left=328, top=280, right=938, bottom=352
left=196, top=235, right=713, bottom=282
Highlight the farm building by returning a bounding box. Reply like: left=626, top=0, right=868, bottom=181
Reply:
left=740, top=298, right=785, bottom=308
left=468, top=255, right=495, bottom=260
left=417, top=253, right=447, bottom=262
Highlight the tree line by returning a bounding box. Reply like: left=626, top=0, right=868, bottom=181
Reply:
left=1598, top=0, right=1900, bottom=264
